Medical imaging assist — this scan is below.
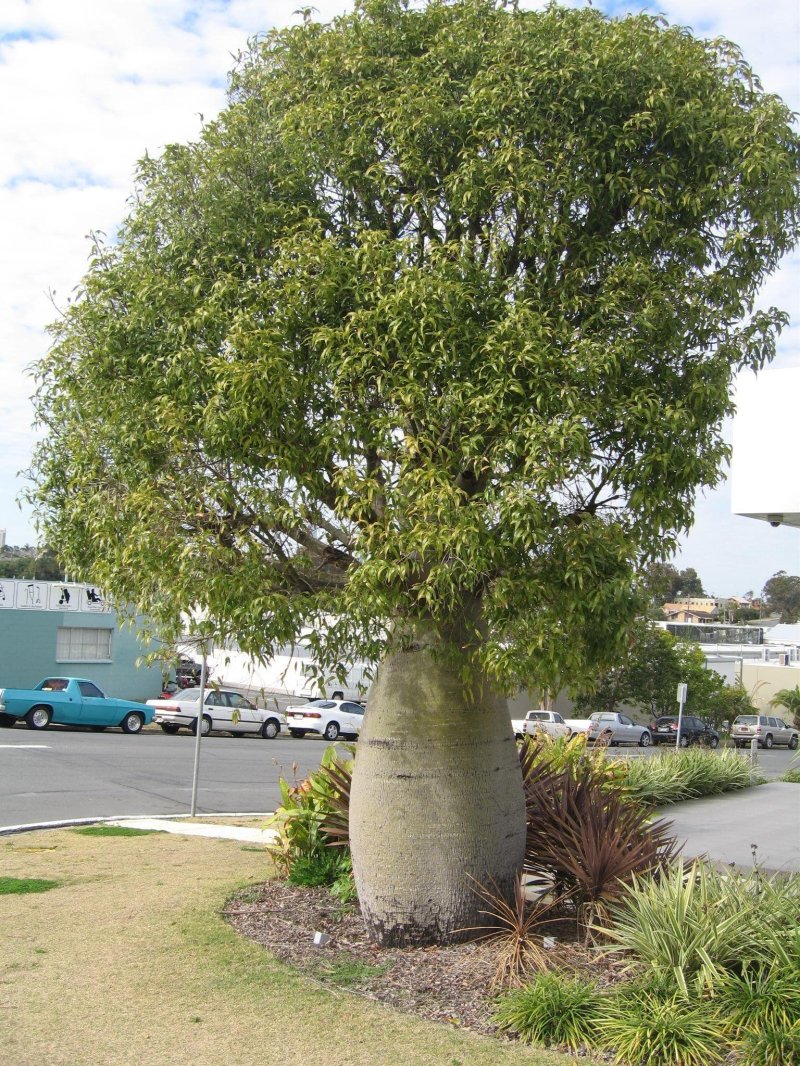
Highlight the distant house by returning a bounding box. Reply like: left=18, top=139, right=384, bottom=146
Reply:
left=662, top=598, right=721, bottom=624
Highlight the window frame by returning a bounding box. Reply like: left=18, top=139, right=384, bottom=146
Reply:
left=56, top=626, right=113, bottom=664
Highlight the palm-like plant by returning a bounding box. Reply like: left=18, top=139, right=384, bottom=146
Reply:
left=769, top=687, right=800, bottom=729
left=459, top=873, right=568, bottom=988
left=521, top=762, right=679, bottom=937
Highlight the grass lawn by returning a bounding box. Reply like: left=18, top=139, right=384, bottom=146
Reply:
left=0, top=828, right=587, bottom=1066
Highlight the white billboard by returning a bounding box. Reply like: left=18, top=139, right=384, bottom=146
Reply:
left=0, top=580, right=110, bottom=612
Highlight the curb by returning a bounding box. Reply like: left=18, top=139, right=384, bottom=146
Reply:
left=0, top=811, right=272, bottom=838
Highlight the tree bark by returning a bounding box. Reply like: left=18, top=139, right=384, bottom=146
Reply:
left=349, top=625, right=526, bottom=946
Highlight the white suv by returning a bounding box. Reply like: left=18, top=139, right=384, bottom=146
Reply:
left=731, top=714, right=799, bottom=749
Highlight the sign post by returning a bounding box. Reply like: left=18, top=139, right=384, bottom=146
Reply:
left=676, top=682, right=688, bottom=750
left=190, top=638, right=211, bottom=817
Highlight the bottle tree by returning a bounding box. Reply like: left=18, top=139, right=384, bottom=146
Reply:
left=30, top=0, right=799, bottom=945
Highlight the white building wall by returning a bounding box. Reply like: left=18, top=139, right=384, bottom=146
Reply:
left=731, top=368, right=800, bottom=527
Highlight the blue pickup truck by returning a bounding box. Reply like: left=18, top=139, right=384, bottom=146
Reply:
left=0, top=677, right=154, bottom=733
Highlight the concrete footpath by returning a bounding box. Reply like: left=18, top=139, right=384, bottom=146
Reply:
left=108, top=816, right=276, bottom=843
left=3, top=784, right=798, bottom=875
left=657, top=782, right=800, bottom=873
left=110, top=784, right=799, bottom=876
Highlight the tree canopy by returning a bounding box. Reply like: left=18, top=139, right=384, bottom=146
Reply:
left=31, top=0, right=799, bottom=694
left=0, top=552, right=63, bottom=581
left=574, top=620, right=750, bottom=728
left=762, top=571, right=800, bottom=623
left=639, top=562, right=706, bottom=606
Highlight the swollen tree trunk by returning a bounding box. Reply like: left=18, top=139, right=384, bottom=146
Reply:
left=349, top=626, right=526, bottom=947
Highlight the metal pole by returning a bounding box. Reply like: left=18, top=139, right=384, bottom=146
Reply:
left=189, top=640, right=209, bottom=817
left=676, top=683, right=688, bottom=750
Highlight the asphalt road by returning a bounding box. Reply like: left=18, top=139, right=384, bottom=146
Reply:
left=0, top=724, right=341, bottom=829
left=0, top=725, right=797, bottom=830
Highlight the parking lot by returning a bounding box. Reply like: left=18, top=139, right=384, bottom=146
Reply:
left=2, top=717, right=797, bottom=830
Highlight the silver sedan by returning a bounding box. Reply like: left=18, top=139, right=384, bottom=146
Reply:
left=587, top=712, right=652, bottom=746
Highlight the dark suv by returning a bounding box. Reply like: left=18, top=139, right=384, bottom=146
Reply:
left=652, top=715, right=719, bottom=748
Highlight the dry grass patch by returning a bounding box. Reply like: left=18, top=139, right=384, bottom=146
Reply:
left=0, top=829, right=581, bottom=1066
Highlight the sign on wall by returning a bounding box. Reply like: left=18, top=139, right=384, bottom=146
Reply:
left=0, top=580, right=111, bottom=612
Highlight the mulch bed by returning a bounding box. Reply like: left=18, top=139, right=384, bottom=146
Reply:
left=223, top=879, right=620, bottom=1041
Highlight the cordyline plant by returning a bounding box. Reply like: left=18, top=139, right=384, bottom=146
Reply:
left=459, top=873, right=571, bottom=989
left=28, top=0, right=799, bottom=945
left=521, top=756, right=680, bottom=936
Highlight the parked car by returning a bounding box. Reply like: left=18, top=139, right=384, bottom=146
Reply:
left=651, top=715, right=720, bottom=748
left=284, top=698, right=365, bottom=741
left=731, top=714, right=799, bottom=749
left=510, top=710, right=571, bottom=740
left=587, top=712, right=652, bottom=746
left=0, top=677, right=154, bottom=733
left=146, top=687, right=285, bottom=738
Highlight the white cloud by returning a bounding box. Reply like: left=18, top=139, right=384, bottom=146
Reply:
left=0, top=0, right=797, bottom=595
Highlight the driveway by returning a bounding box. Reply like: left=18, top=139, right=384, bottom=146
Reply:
left=659, top=782, right=800, bottom=873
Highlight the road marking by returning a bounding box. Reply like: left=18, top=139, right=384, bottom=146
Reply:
left=0, top=744, right=51, bottom=749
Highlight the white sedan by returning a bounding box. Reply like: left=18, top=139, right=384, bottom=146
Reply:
left=284, top=698, right=365, bottom=741
left=146, top=687, right=285, bottom=738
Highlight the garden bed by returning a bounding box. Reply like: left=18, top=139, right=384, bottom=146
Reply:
left=224, top=879, right=619, bottom=1042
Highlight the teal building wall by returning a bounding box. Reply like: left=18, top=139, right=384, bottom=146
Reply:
left=0, top=580, right=163, bottom=701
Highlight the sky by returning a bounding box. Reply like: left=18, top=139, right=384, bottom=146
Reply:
left=0, top=0, right=798, bottom=598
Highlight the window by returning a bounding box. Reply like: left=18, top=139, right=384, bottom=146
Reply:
left=78, top=681, right=104, bottom=698
left=56, top=627, right=112, bottom=662
left=176, top=689, right=203, bottom=702
left=41, top=678, right=68, bottom=691
left=343, top=702, right=364, bottom=715
left=225, top=693, right=255, bottom=710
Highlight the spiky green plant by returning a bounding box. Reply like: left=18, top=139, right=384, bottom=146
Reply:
left=597, top=988, right=724, bottom=1066
left=600, top=863, right=800, bottom=996
left=286, top=846, right=352, bottom=888
left=621, top=747, right=754, bottom=807
left=519, top=731, right=626, bottom=792
left=739, top=1022, right=800, bottom=1066
left=718, top=962, right=800, bottom=1039
left=493, top=972, right=602, bottom=1049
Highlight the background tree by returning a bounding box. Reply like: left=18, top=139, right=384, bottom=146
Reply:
left=639, top=562, right=680, bottom=607
left=574, top=623, right=730, bottom=724
left=671, top=567, right=705, bottom=599
left=0, top=549, right=63, bottom=581
left=29, top=0, right=799, bottom=945
left=690, top=681, right=755, bottom=732
left=638, top=562, right=706, bottom=607
left=769, top=686, right=800, bottom=729
left=762, top=571, right=800, bottom=623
